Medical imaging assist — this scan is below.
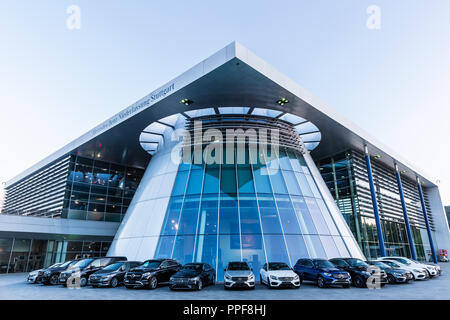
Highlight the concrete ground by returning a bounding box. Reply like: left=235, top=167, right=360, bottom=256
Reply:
left=1, top=263, right=449, bottom=300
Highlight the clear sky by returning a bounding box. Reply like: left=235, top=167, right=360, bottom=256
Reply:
left=1, top=1, right=449, bottom=208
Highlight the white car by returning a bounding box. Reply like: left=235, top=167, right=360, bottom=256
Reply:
left=376, top=259, right=427, bottom=281
left=382, top=257, right=439, bottom=278
left=26, top=263, right=62, bottom=283
left=259, top=262, right=300, bottom=289
left=224, top=261, right=255, bottom=289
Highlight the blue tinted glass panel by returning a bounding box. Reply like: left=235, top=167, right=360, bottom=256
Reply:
left=219, top=193, right=239, bottom=234
left=258, top=194, right=283, bottom=234
left=239, top=195, right=261, bottom=234
left=291, top=196, right=318, bottom=234
left=285, top=235, right=308, bottom=263
left=172, top=170, right=189, bottom=196
left=295, top=172, right=313, bottom=197
left=237, top=166, right=255, bottom=193
left=279, top=150, right=293, bottom=171
left=217, top=234, right=241, bottom=280
left=186, top=168, right=204, bottom=195
left=283, top=170, right=302, bottom=195
left=159, top=196, right=184, bottom=236
left=203, top=166, right=220, bottom=194
left=252, top=166, right=272, bottom=194
left=197, top=194, right=219, bottom=235
left=275, top=195, right=302, bottom=234
left=220, top=167, right=236, bottom=194
left=172, top=235, right=195, bottom=264
left=263, top=234, right=290, bottom=264
left=176, top=195, right=201, bottom=235
left=288, top=151, right=302, bottom=173
left=320, top=236, right=340, bottom=258
left=304, top=197, right=329, bottom=235
left=305, top=235, right=327, bottom=259
left=268, top=169, right=288, bottom=194
left=193, top=234, right=217, bottom=270
left=154, top=236, right=175, bottom=259
left=241, top=233, right=266, bottom=277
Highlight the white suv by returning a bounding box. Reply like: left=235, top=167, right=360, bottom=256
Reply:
left=380, top=257, right=438, bottom=278
left=259, top=262, right=300, bottom=289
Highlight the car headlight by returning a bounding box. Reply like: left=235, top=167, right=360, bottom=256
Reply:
left=189, top=276, right=200, bottom=283
left=363, top=271, right=371, bottom=277
left=225, top=274, right=231, bottom=280
left=294, top=274, right=299, bottom=280
left=323, top=273, right=332, bottom=277
left=44, top=271, right=50, bottom=276
left=142, top=272, right=153, bottom=278
left=269, top=275, right=277, bottom=280
left=413, top=269, right=421, bottom=272
left=248, top=274, right=254, bottom=280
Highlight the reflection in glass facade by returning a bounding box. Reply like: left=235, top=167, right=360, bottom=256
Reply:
left=62, top=155, right=144, bottom=222
left=317, top=150, right=434, bottom=261
left=2, top=155, right=145, bottom=223
left=0, top=238, right=111, bottom=274
left=155, top=143, right=353, bottom=279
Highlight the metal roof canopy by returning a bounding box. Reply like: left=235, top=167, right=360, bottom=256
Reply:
left=6, top=42, right=438, bottom=189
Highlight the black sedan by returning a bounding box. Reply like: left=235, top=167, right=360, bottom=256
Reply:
left=89, top=261, right=142, bottom=287
left=169, top=263, right=216, bottom=290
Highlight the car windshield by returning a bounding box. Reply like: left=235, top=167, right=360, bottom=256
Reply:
left=345, top=259, right=368, bottom=268
left=88, top=258, right=111, bottom=268
left=102, top=262, right=123, bottom=271
left=141, top=260, right=162, bottom=269
left=58, top=261, right=72, bottom=268
left=70, top=259, right=93, bottom=269
left=371, top=261, right=388, bottom=269
left=228, top=262, right=250, bottom=271
left=182, top=264, right=202, bottom=271
left=268, top=263, right=290, bottom=271
left=48, top=263, right=61, bottom=268
left=391, top=258, right=410, bottom=265
left=383, top=261, right=400, bottom=268
left=313, top=260, right=335, bottom=268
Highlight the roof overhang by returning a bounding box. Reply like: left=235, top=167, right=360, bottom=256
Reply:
left=6, top=42, right=438, bottom=188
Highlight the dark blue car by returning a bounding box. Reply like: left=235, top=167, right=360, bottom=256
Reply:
left=293, top=258, right=351, bottom=288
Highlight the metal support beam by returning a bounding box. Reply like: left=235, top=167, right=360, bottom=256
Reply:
left=364, top=145, right=386, bottom=257
left=395, top=164, right=417, bottom=260
left=417, top=177, right=438, bottom=264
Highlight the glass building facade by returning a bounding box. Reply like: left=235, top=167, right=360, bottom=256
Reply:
left=154, top=142, right=355, bottom=279
left=317, top=150, right=435, bottom=261
left=0, top=238, right=111, bottom=274
left=62, top=155, right=144, bottom=222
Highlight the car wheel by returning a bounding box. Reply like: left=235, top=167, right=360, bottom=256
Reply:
left=149, top=277, right=158, bottom=290
left=354, top=276, right=365, bottom=288
left=110, top=277, right=119, bottom=288
left=49, top=275, right=59, bottom=285
left=387, top=275, right=396, bottom=284
left=317, top=276, right=326, bottom=288
left=80, top=277, right=87, bottom=287
left=197, top=279, right=203, bottom=291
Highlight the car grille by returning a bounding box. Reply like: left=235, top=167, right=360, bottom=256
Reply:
left=278, top=277, right=294, bottom=281
left=126, top=273, right=142, bottom=279
left=333, top=273, right=347, bottom=279
left=231, top=277, right=248, bottom=281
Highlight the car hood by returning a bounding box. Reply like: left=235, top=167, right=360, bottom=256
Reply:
left=226, top=270, right=253, bottom=277
left=29, top=269, right=43, bottom=275
left=129, top=267, right=158, bottom=273
left=318, top=267, right=343, bottom=273
left=266, top=270, right=297, bottom=277
left=172, top=270, right=202, bottom=278
left=92, top=269, right=117, bottom=276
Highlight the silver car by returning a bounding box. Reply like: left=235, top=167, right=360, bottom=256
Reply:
left=224, top=261, right=255, bottom=289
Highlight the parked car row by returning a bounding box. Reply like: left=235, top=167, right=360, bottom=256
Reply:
left=27, top=255, right=442, bottom=291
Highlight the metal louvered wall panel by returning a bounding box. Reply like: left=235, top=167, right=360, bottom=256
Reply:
left=2, top=156, right=70, bottom=218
